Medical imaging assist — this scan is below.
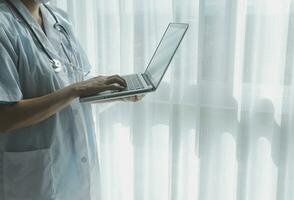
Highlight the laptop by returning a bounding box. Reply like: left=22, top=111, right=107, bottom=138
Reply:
left=80, top=23, right=189, bottom=103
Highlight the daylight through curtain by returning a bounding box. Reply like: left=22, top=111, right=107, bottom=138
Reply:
left=52, top=0, right=294, bottom=200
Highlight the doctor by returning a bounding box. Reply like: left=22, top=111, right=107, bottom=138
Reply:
left=0, top=0, right=140, bottom=199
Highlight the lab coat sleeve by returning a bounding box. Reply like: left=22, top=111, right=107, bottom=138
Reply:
left=0, top=26, right=23, bottom=103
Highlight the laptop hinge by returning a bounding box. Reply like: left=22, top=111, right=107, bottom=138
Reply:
left=142, top=73, right=155, bottom=89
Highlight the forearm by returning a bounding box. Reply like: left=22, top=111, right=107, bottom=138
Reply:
left=0, top=74, right=129, bottom=133
left=0, top=85, right=78, bottom=133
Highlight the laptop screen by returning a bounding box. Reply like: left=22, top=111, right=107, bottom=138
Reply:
left=145, top=23, right=188, bottom=88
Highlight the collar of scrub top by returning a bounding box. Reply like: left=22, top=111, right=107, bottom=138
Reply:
left=41, top=5, right=82, bottom=73
left=41, top=5, right=81, bottom=71
left=6, top=0, right=65, bottom=72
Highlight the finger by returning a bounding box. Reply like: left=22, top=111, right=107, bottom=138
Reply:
left=108, top=75, right=127, bottom=87
left=114, top=75, right=127, bottom=87
left=130, top=96, right=137, bottom=101
left=103, top=84, right=125, bottom=91
left=121, top=96, right=136, bottom=102
left=130, top=96, right=140, bottom=102
left=105, top=77, right=127, bottom=88
left=135, top=95, right=144, bottom=101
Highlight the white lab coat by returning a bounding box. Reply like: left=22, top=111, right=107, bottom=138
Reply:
left=0, top=0, right=101, bottom=199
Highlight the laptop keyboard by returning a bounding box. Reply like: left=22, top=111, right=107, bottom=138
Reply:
left=123, top=75, right=145, bottom=91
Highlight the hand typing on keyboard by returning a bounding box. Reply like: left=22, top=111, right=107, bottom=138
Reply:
left=124, top=75, right=145, bottom=91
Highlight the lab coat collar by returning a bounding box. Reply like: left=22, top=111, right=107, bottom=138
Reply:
left=40, top=4, right=62, bottom=48
left=7, top=0, right=60, bottom=60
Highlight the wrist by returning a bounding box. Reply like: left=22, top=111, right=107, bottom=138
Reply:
left=67, top=84, right=80, bottom=98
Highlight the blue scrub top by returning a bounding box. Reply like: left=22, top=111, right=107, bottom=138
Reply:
left=0, top=1, right=101, bottom=200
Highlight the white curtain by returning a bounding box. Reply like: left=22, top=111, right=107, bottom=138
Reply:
left=51, top=0, right=294, bottom=200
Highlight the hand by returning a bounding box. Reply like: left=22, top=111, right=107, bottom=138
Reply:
left=121, top=95, right=145, bottom=102
left=71, top=75, right=127, bottom=97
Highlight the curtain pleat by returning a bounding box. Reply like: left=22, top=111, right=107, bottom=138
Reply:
left=51, top=0, right=294, bottom=199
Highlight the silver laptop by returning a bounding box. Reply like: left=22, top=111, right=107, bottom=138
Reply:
left=80, top=23, right=189, bottom=103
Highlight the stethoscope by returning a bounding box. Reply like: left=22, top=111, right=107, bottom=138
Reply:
left=6, top=0, right=76, bottom=73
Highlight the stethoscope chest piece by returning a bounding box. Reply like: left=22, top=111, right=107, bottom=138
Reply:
left=6, top=0, right=70, bottom=74
left=52, top=59, right=63, bottom=73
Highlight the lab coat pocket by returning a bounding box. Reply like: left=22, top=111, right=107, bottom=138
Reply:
left=3, top=149, right=55, bottom=200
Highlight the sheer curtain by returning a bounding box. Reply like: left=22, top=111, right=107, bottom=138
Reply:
left=51, top=0, right=294, bottom=200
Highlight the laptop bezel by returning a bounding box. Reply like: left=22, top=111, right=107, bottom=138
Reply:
left=143, top=23, right=189, bottom=89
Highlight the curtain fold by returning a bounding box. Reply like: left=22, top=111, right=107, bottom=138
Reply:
left=51, top=0, right=294, bottom=200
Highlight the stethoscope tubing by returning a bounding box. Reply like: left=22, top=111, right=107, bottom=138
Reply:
left=5, top=0, right=72, bottom=72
